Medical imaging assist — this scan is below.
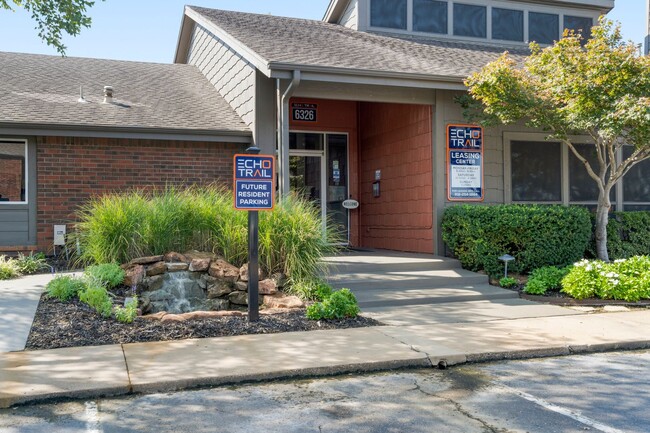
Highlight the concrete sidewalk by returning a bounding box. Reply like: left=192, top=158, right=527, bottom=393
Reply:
left=3, top=308, right=650, bottom=408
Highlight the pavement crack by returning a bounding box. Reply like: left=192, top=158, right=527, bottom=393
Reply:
left=375, top=329, right=434, bottom=367
left=411, top=379, right=512, bottom=433
left=120, top=344, right=133, bottom=393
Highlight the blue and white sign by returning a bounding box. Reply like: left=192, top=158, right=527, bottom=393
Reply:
left=447, top=125, right=484, bottom=201
left=233, top=154, right=275, bottom=210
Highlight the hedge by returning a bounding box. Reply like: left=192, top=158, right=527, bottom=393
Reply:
left=442, top=204, right=591, bottom=277
left=587, top=211, right=650, bottom=259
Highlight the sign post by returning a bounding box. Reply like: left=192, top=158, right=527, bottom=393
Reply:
left=446, top=124, right=484, bottom=201
left=234, top=149, right=275, bottom=322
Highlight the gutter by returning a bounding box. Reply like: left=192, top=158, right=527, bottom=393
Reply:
left=277, top=70, right=301, bottom=198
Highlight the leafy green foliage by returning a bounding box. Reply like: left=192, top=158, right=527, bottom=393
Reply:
left=78, top=280, right=113, bottom=318
left=113, top=296, right=138, bottom=324
left=306, top=288, right=360, bottom=320
left=499, top=277, right=518, bottom=289
left=0, top=255, right=20, bottom=280
left=442, top=204, right=591, bottom=277
left=561, top=257, right=650, bottom=302
left=14, top=252, right=48, bottom=274
left=75, top=186, right=334, bottom=280
left=524, top=266, right=570, bottom=295
left=84, top=263, right=125, bottom=289
left=286, top=279, right=334, bottom=301
left=601, top=212, right=650, bottom=259
left=463, top=18, right=650, bottom=262
left=0, top=0, right=103, bottom=55
left=46, top=275, right=87, bottom=301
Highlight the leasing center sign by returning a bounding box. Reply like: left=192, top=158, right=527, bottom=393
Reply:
left=447, top=124, right=484, bottom=201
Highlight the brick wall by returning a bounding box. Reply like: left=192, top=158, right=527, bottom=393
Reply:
left=0, top=159, right=23, bottom=202
left=359, top=103, right=434, bottom=253
left=36, top=136, right=243, bottom=252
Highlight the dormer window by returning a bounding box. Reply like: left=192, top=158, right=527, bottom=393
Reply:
left=492, top=8, right=524, bottom=42
left=413, top=0, right=448, bottom=34
left=370, top=0, right=407, bottom=29
left=453, top=3, right=486, bottom=38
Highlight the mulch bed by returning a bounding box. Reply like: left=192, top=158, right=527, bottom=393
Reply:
left=26, top=295, right=381, bottom=351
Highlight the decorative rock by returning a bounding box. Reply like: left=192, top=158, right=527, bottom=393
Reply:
left=129, top=255, right=164, bottom=266
left=207, top=280, right=234, bottom=298
left=141, top=311, right=167, bottom=321
left=189, top=258, right=211, bottom=272
left=184, top=251, right=219, bottom=261
left=146, top=261, right=166, bottom=276
left=270, top=273, right=288, bottom=288
left=124, top=265, right=145, bottom=287
left=166, top=262, right=189, bottom=272
left=239, top=263, right=265, bottom=282
left=164, top=252, right=189, bottom=263
left=258, top=279, right=278, bottom=295
left=203, top=299, right=230, bottom=311
left=143, top=275, right=163, bottom=292
left=209, top=259, right=240, bottom=281
left=160, top=314, right=187, bottom=323
left=263, top=294, right=304, bottom=309
left=228, top=291, right=249, bottom=305
left=235, top=281, right=248, bottom=292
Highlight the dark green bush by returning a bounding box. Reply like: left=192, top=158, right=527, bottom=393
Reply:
left=524, top=266, right=570, bottom=295
left=306, top=288, right=360, bottom=320
left=84, top=263, right=125, bottom=289
left=46, top=275, right=87, bottom=301
left=587, top=211, right=650, bottom=259
left=442, top=204, right=591, bottom=277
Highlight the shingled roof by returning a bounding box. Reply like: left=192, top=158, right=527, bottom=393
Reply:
left=0, top=52, right=251, bottom=139
left=187, top=6, right=529, bottom=81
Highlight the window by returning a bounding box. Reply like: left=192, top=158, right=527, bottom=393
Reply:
left=569, top=143, right=615, bottom=202
left=0, top=140, right=27, bottom=203
left=371, top=0, right=407, bottom=29
left=564, top=15, right=592, bottom=40
left=413, top=0, right=448, bottom=34
left=529, top=12, right=559, bottom=44
left=290, top=133, right=324, bottom=151
left=453, top=3, right=486, bottom=38
left=623, top=146, right=650, bottom=206
left=492, top=8, right=523, bottom=42
left=511, top=141, right=562, bottom=201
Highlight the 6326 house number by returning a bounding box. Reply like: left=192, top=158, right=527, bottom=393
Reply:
left=291, top=103, right=317, bottom=122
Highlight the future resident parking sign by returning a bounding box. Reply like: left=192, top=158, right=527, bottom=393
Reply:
left=447, top=124, right=484, bottom=201
left=233, top=154, right=275, bottom=210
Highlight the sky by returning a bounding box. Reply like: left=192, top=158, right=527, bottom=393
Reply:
left=0, top=0, right=646, bottom=63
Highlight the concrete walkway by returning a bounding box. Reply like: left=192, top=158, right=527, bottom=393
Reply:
left=2, top=252, right=650, bottom=408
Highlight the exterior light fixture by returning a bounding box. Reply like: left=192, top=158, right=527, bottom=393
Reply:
left=499, top=254, right=515, bottom=278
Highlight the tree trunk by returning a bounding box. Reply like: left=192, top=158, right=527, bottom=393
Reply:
left=594, top=189, right=612, bottom=262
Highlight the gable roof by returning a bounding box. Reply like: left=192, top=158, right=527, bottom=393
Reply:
left=0, top=52, right=251, bottom=141
left=182, top=6, right=530, bottom=87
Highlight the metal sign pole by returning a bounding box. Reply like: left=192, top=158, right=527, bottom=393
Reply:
left=246, top=145, right=261, bottom=322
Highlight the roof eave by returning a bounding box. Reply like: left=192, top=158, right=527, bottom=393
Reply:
left=323, top=0, right=351, bottom=23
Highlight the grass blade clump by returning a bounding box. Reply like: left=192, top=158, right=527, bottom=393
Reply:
left=0, top=255, right=20, bottom=280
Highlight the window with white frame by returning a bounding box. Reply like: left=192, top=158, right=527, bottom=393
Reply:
left=370, top=0, right=407, bottom=29
left=413, top=0, right=448, bottom=34
left=622, top=146, right=650, bottom=211
left=0, top=140, right=27, bottom=203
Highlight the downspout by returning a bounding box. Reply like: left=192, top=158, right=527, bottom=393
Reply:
left=277, top=70, right=301, bottom=198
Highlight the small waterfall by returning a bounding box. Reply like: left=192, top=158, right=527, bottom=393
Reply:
left=145, top=271, right=207, bottom=314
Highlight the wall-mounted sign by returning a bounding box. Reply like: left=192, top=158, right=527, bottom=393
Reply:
left=447, top=124, right=484, bottom=201
left=291, top=103, right=317, bottom=122
left=233, top=154, right=275, bottom=210
left=342, top=199, right=359, bottom=210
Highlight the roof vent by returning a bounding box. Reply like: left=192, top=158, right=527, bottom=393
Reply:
left=103, top=86, right=114, bottom=104
left=77, top=85, right=88, bottom=103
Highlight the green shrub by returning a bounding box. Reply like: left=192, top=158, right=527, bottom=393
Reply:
left=75, top=186, right=334, bottom=281
left=46, top=275, right=87, bottom=301
left=287, top=279, right=334, bottom=301
left=14, top=252, right=48, bottom=275
left=79, top=281, right=114, bottom=318
left=306, top=288, right=360, bottom=320
left=587, top=212, right=650, bottom=260
left=114, top=296, right=138, bottom=323
left=499, top=277, right=518, bottom=288
left=524, top=266, right=570, bottom=295
left=84, top=263, right=125, bottom=289
left=0, top=255, right=20, bottom=280
left=561, top=256, right=650, bottom=302
left=442, top=204, right=591, bottom=277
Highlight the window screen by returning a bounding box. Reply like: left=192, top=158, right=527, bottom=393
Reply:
left=564, top=15, right=592, bottom=40
left=529, top=12, right=559, bottom=44
left=370, top=0, right=407, bottom=29
left=453, top=3, right=486, bottom=38
left=413, top=0, right=448, bottom=34
left=569, top=143, right=615, bottom=202
left=511, top=141, right=561, bottom=202
left=623, top=146, right=650, bottom=203
left=0, top=141, right=26, bottom=203
left=492, top=8, right=523, bottom=42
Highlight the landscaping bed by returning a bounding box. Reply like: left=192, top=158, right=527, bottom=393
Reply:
left=26, top=294, right=381, bottom=351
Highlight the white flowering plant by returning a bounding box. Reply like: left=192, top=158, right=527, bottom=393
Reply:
left=561, top=256, right=650, bottom=302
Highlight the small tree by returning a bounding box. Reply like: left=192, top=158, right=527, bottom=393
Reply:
left=1, top=0, right=103, bottom=55
left=462, top=19, right=650, bottom=262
